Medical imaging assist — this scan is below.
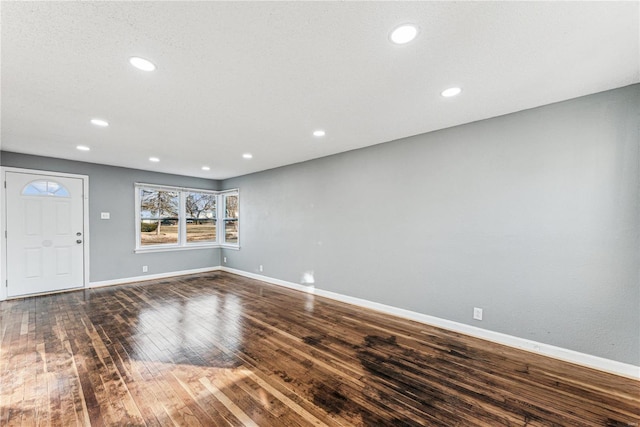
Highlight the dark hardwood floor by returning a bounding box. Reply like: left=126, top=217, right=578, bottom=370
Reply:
left=0, top=271, right=638, bottom=426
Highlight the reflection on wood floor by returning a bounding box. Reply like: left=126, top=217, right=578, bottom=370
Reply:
left=1, top=271, right=638, bottom=426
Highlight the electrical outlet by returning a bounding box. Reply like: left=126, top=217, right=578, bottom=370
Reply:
left=142, top=265, right=148, bottom=273
left=259, top=265, right=263, bottom=272
left=473, top=307, right=483, bottom=321
left=223, top=257, right=227, bottom=263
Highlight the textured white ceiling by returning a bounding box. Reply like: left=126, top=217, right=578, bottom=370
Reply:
left=2, top=1, right=638, bottom=179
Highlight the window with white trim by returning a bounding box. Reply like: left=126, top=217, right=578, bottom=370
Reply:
left=22, top=180, right=70, bottom=197
left=223, top=192, right=239, bottom=245
left=135, top=183, right=239, bottom=251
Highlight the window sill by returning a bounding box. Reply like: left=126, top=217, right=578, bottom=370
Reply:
left=134, top=244, right=237, bottom=254
left=220, top=244, right=241, bottom=251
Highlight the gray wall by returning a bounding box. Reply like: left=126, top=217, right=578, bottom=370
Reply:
left=222, top=84, right=640, bottom=365
left=1, top=153, right=222, bottom=282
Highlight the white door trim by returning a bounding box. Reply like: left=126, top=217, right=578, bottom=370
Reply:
left=1, top=167, right=90, bottom=301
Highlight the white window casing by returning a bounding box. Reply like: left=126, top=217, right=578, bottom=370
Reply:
left=134, top=183, right=239, bottom=253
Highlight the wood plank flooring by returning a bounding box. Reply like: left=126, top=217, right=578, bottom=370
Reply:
left=1, top=271, right=638, bottom=426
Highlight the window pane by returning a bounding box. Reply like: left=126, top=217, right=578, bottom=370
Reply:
left=139, top=189, right=179, bottom=246
left=186, top=192, right=216, bottom=243
left=22, top=180, right=70, bottom=197
left=224, top=219, right=238, bottom=243
left=224, top=194, right=239, bottom=244
left=225, top=195, right=238, bottom=219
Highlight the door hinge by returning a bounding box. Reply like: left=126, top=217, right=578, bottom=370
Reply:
left=4, top=230, right=6, bottom=238
left=3, top=181, right=5, bottom=188
left=5, top=280, right=7, bottom=288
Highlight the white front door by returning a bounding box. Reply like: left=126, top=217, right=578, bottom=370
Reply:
left=6, top=171, right=85, bottom=297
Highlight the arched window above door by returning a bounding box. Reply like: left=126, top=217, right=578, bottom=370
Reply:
left=22, top=180, right=70, bottom=197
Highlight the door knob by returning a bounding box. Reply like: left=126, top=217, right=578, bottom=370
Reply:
left=76, top=232, right=82, bottom=236
left=76, top=240, right=83, bottom=244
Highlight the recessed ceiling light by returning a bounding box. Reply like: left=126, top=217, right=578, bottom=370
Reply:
left=242, top=153, right=253, bottom=159
left=390, top=24, right=418, bottom=45
left=313, top=130, right=326, bottom=137
left=201, top=166, right=210, bottom=171
left=76, top=145, right=90, bottom=151
left=441, top=87, right=462, bottom=97
left=90, top=118, right=109, bottom=127
left=149, top=157, right=160, bottom=162
left=129, top=57, right=156, bottom=72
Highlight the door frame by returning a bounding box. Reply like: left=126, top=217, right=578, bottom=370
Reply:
left=1, top=167, right=90, bottom=301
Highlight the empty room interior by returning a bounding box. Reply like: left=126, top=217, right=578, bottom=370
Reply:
left=1, top=1, right=639, bottom=426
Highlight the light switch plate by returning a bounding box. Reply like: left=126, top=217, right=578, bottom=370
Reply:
left=101, top=212, right=110, bottom=220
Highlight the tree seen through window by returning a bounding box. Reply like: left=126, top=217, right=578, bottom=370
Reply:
left=140, top=189, right=179, bottom=246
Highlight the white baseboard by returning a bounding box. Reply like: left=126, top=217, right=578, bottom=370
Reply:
left=220, top=267, right=640, bottom=380
left=89, top=266, right=221, bottom=288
